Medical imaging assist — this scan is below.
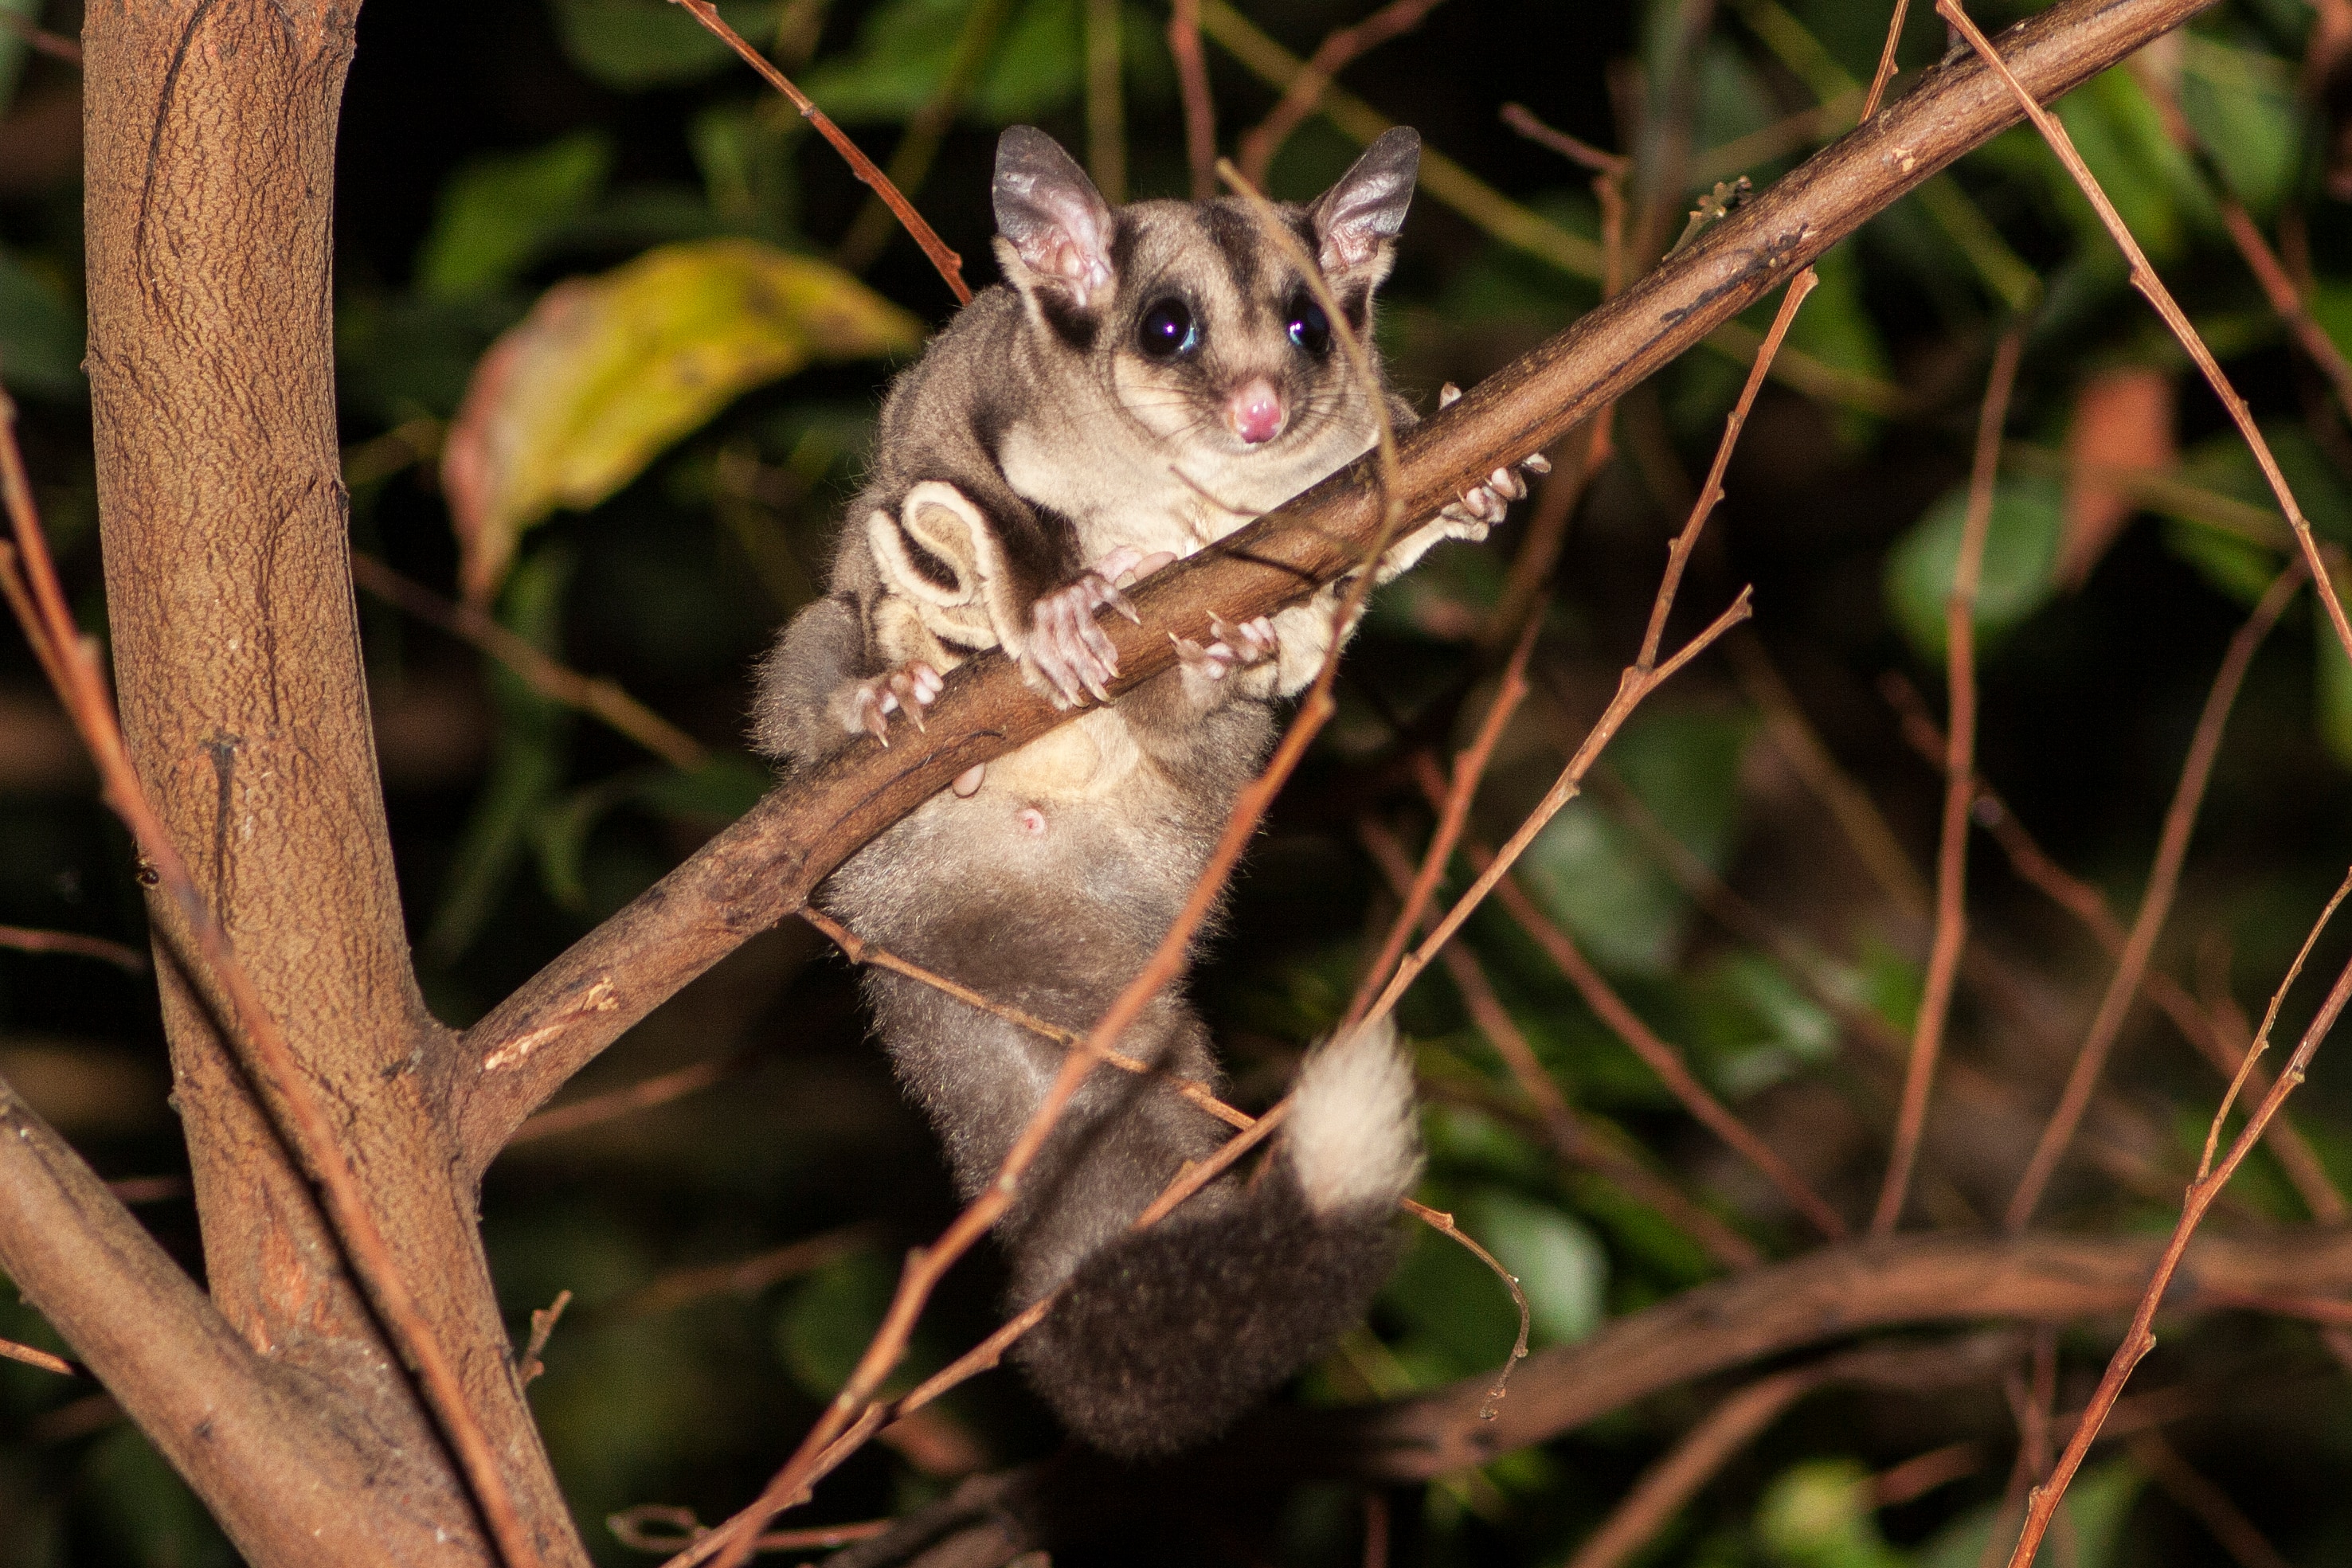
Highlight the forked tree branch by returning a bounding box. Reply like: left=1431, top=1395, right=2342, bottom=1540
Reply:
left=446, top=0, right=2228, bottom=1179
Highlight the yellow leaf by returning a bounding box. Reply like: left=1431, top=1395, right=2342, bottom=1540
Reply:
left=441, top=238, right=925, bottom=603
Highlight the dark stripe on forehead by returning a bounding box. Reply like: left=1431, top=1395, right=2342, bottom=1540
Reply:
left=1195, top=201, right=1262, bottom=298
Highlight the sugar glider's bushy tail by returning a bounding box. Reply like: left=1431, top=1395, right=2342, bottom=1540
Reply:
left=1013, top=1019, right=1423, bottom=1460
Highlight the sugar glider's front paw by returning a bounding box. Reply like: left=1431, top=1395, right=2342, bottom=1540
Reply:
left=836, top=659, right=944, bottom=747
left=1021, top=546, right=1176, bottom=709
left=1433, top=382, right=1549, bottom=538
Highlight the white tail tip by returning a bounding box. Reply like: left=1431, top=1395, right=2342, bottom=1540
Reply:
left=1286, top=1017, right=1423, bottom=1218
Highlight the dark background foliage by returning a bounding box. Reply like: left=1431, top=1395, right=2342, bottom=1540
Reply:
left=5, top=0, right=2352, bottom=1562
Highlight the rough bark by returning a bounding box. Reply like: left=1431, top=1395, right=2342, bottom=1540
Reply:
left=78, top=2, right=585, bottom=1561
left=450, top=0, right=2225, bottom=1174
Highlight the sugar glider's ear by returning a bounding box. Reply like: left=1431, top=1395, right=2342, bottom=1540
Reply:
left=1306, top=127, right=1419, bottom=285
left=994, top=126, right=1117, bottom=320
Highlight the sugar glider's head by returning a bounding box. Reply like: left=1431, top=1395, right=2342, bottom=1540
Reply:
left=990, top=125, right=1419, bottom=480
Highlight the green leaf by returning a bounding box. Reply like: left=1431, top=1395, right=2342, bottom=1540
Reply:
left=1459, top=1190, right=1606, bottom=1347
left=2050, top=67, right=2212, bottom=263
left=800, top=0, right=1082, bottom=124
left=416, top=132, right=613, bottom=300
left=1519, top=803, right=1686, bottom=975
left=2319, top=616, right=2352, bottom=772
left=1884, top=475, right=2065, bottom=663
left=1782, top=241, right=1889, bottom=445
left=0, top=248, right=82, bottom=401
left=1758, top=1460, right=1908, bottom=1568
left=425, top=551, right=576, bottom=964
left=2178, top=33, right=2297, bottom=214
left=533, top=755, right=771, bottom=910
left=550, top=0, right=785, bottom=91
left=776, top=1249, right=941, bottom=1395
left=1689, top=950, right=1838, bottom=1098
left=1517, top=711, right=1749, bottom=976
left=2161, top=518, right=2280, bottom=607
left=2183, top=422, right=2352, bottom=546
left=443, top=238, right=924, bottom=602
left=1380, top=1197, right=1540, bottom=1375
left=1918, top=1459, right=2143, bottom=1568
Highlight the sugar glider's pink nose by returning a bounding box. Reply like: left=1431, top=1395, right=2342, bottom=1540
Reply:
left=1226, top=379, right=1286, bottom=444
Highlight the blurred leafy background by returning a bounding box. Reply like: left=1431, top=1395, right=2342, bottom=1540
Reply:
left=6, top=0, right=2352, bottom=1562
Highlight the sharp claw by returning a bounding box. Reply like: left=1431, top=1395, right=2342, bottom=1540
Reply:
left=1105, top=582, right=1142, bottom=624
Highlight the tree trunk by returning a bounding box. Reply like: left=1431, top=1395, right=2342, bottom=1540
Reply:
left=79, top=2, right=585, bottom=1561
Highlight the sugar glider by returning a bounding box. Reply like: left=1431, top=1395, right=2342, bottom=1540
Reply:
left=753, top=126, right=1531, bottom=1457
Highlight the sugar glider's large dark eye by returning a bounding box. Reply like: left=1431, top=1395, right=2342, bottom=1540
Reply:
left=1285, top=289, right=1332, bottom=358
left=1137, top=298, right=1200, bottom=359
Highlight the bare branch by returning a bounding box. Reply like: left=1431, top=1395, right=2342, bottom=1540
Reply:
left=1999, top=872, right=2352, bottom=1568
left=2003, top=561, right=2303, bottom=1231
left=1874, top=325, right=2025, bottom=1235
left=450, top=0, right=2236, bottom=1176
left=666, top=0, right=969, bottom=303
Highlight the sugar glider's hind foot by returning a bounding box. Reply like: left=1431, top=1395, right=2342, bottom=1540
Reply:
left=838, top=659, right=945, bottom=746
left=1013, top=1019, right=1422, bottom=1460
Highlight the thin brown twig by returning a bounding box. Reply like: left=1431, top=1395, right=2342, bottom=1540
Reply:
left=1883, top=675, right=2352, bottom=1226
left=1857, top=0, right=1914, bottom=120
left=509, top=1056, right=743, bottom=1145
left=1366, top=807, right=1763, bottom=1272
left=1168, top=0, right=1217, bottom=199
left=351, top=553, right=708, bottom=772
left=800, top=908, right=1249, bottom=1129
left=1873, top=1441, right=1984, bottom=1507
left=609, top=1226, right=874, bottom=1321
left=834, top=0, right=1017, bottom=272
left=2132, top=63, right=2352, bottom=424
left=2000, top=868, right=2352, bottom=1568
left=1345, top=614, right=1539, bottom=1025
left=516, top=1290, right=571, bottom=1386
left=2127, top=1432, right=2295, bottom=1568
left=666, top=0, right=969, bottom=304
left=1568, top=1367, right=1819, bottom=1568
left=1083, top=0, right=1126, bottom=204
left=0, top=8, right=80, bottom=65
left=1485, top=104, right=1627, bottom=657
left=1939, top=0, right=2352, bottom=671
left=0, top=1336, right=77, bottom=1377
left=611, top=1505, right=890, bottom=1555
left=2003, top=561, right=2303, bottom=1232
left=1568, top=1331, right=2017, bottom=1568
left=0, top=925, right=148, bottom=972
left=1359, top=267, right=1812, bottom=1037
left=1730, top=637, right=1932, bottom=921
left=1499, top=104, right=1629, bottom=175
left=1873, top=324, right=2024, bottom=1235
left=1482, top=857, right=1847, bottom=1240
left=0, top=404, right=544, bottom=1566
left=1235, top=0, right=1450, bottom=186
